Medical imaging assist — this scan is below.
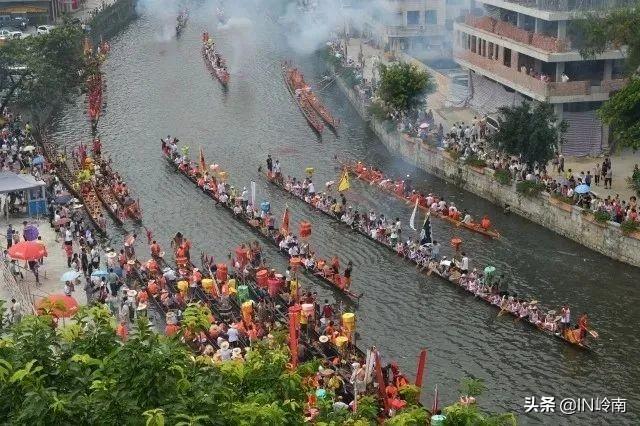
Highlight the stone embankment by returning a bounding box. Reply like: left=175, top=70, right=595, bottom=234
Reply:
left=328, top=61, right=640, bottom=268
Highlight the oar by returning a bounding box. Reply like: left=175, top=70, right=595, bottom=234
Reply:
left=589, top=330, right=599, bottom=339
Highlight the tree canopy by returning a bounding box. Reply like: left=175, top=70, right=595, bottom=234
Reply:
left=0, top=20, right=86, bottom=126
left=598, top=75, right=640, bottom=150
left=0, top=305, right=430, bottom=425
left=489, top=102, right=567, bottom=167
left=574, top=4, right=640, bottom=149
left=376, top=62, right=434, bottom=112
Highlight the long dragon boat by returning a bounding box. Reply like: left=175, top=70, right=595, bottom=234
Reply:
left=176, top=9, right=188, bottom=37
left=343, top=161, right=501, bottom=239
left=284, top=62, right=338, bottom=131
left=262, top=171, right=594, bottom=350
left=202, top=33, right=230, bottom=87
left=93, top=153, right=143, bottom=223
left=282, top=62, right=324, bottom=135
left=38, top=139, right=106, bottom=234
left=161, top=147, right=362, bottom=302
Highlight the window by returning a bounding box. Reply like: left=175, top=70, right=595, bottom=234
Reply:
left=425, top=10, right=437, bottom=25
left=407, top=11, right=420, bottom=25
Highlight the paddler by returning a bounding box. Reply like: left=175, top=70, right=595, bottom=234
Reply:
left=150, top=240, right=161, bottom=258
left=481, top=215, right=491, bottom=230
left=343, top=261, right=353, bottom=290
left=577, top=312, right=589, bottom=340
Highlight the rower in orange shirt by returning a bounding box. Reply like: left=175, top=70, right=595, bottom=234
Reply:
left=150, top=240, right=161, bottom=258
left=481, top=215, right=491, bottom=230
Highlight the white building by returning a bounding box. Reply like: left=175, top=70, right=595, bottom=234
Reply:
left=453, top=0, right=630, bottom=155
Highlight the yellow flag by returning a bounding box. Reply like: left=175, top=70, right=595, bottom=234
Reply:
left=338, top=170, right=350, bottom=192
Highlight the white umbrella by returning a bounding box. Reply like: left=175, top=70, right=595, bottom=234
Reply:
left=60, top=270, right=81, bottom=282
left=419, top=123, right=429, bottom=129
left=22, top=145, right=36, bottom=152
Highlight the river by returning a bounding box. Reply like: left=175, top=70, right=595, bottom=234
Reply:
left=51, top=8, right=640, bottom=425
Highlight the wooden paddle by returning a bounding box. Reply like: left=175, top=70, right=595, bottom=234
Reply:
left=589, top=330, right=599, bottom=339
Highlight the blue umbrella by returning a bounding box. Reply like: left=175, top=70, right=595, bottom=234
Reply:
left=91, top=269, right=109, bottom=278
left=575, top=184, right=591, bottom=194
left=32, top=155, right=45, bottom=166
left=61, top=270, right=81, bottom=282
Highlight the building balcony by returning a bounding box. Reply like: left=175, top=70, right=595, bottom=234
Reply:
left=454, top=20, right=626, bottom=63
left=454, top=49, right=627, bottom=103
left=386, top=25, right=445, bottom=38
left=475, top=0, right=636, bottom=21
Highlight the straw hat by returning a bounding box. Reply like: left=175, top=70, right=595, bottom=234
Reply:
left=136, top=302, right=148, bottom=311
left=548, top=310, right=556, bottom=315
left=319, top=335, right=329, bottom=343
left=220, top=340, right=230, bottom=350
left=106, top=251, right=117, bottom=258
left=127, top=290, right=137, bottom=297
left=127, top=259, right=135, bottom=265
left=320, top=368, right=334, bottom=377
left=232, top=347, right=242, bottom=356
left=530, top=300, right=538, bottom=305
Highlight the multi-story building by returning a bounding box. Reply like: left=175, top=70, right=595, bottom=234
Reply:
left=361, top=0, right=448, bottom=54
left=452, top=0, right=630, bottom=155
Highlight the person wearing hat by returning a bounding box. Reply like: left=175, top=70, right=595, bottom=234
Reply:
left=219, top=341, right=232, bottom=360
left=560, top=304, right=571, bottom=332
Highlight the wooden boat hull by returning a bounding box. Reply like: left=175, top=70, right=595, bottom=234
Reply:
left=93, top=183, right=124, bottom=226
left=281, top=64, right=324, bottom=135
left=163, top=154, right=362, bottom=302
left=202, top=45, right=229, bottom=87
left=343, top=163, right=501, bottom=239
left=262, top=172, right=590, bottom=350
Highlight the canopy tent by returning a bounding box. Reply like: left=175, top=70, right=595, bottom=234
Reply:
left=0, top=172, right=45, bottom=194
left=0, top=172, right=47, bottom=216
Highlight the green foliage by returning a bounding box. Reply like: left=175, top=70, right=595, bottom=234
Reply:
left=628, top=173, right=640, bottom=197
left=575, top=6, right=640, bottom=73
left=550, top=192, right=575, bottom=205
left=180, top=303, right=212, bottom=334
left=0, top=20, right=87, bottom=125
left=443, top=403, right=517, bottom=426
left=446, top=148, right=461, bottom=161
left=620, top=219, right=639, bottom=234
left=515, top=181, right=547, bottom=197
left=460, top=377, right=486, bottom=398
left=493, top=169, right=512, bottom=185
left=489, top=102, right=566, bottom=167
left=0, top=306, right=316, bottom=425
left=377, top=62, right=434, bottom=112
left=598, top=76, right=640, bottom=150
left=398, top=384, right=421, bottom=405
left=593, top=210, right=612, bottom=223
left=384, top=406, right=429, bottom=425
left=368, top=100, right=389, bottom=120
left=464, top=156, right=488, bottom=168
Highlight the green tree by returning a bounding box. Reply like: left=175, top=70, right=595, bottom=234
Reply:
left=574, top=4, right=640, bottom=149
left=489, top=102, right=567, bottom=167
left=377, top=62, right=434, bottom=112
left=0, top=20, right=86, bottom=127
left=598, top=76, right=640, bottom=150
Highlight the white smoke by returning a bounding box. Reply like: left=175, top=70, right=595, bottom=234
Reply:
left=136, top=0, right=182, bottom=42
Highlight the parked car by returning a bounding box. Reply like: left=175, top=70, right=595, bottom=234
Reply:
left=10, top=17, right=28, bottom=31
left=0, top=29, right=23, bottom=40
left=36, top=25, right=55, bottom=35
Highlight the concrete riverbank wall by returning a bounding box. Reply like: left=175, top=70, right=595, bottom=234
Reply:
left=328, top=63, right=640, bottom=268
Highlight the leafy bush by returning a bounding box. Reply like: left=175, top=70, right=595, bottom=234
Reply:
left=620, top=219, right=639, bottom=234
left=368, top=100, right=389, bottom=121
left=464, top=156, right=487, bottom=168
left=593, top=210, right=612, bottom=223
left=550, top=192, right=575, bottom=205
left=627, top=175, right=640, bottom=197
left=516, top=180, right=547, bottom=197
left=446, top=148, right=461, bottom=160
left=493, top=169, right=512, bottom=185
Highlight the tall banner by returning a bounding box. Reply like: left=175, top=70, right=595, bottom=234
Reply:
left=250, top=181, right=256, bottom=207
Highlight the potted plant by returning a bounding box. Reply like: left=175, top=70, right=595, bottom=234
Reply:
left=493, top=169, right=511, bottom=185
left=620, top=219, right=640, bottom=237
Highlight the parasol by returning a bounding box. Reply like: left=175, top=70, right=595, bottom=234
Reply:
left=21, top=145, right=36, bottom=152
left=574, top=184, right=590, bottom=194
left=8, top=241, right=47, bottom=261
left=419, top=123, right=429, bottom=129
left=36, top=294, right=79, bottom=318
left=91, top=269, right=109, bottom=278
left=32, top=155, right=45, bottom=166
left=484, top=266, right=496, bottom=275
left=23, top=225, right=39, bottom=241
left=53, top=194, right=73, bottom=205
left=60, top=270, right=82, bottom=282
left=55, top=217, right=70, bottom=226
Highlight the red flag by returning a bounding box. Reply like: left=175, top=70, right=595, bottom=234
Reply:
left=199, top=147, right=206, bottom=174
left=280, top=207, right=290, bottom=235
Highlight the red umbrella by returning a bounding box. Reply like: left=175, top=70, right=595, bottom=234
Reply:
left=36, top=294, right=79, bottom=318
left=8, top=241, right=47, bottom=261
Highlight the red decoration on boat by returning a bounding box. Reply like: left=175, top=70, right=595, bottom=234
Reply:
left=299, top=221, right=312, bottom=238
